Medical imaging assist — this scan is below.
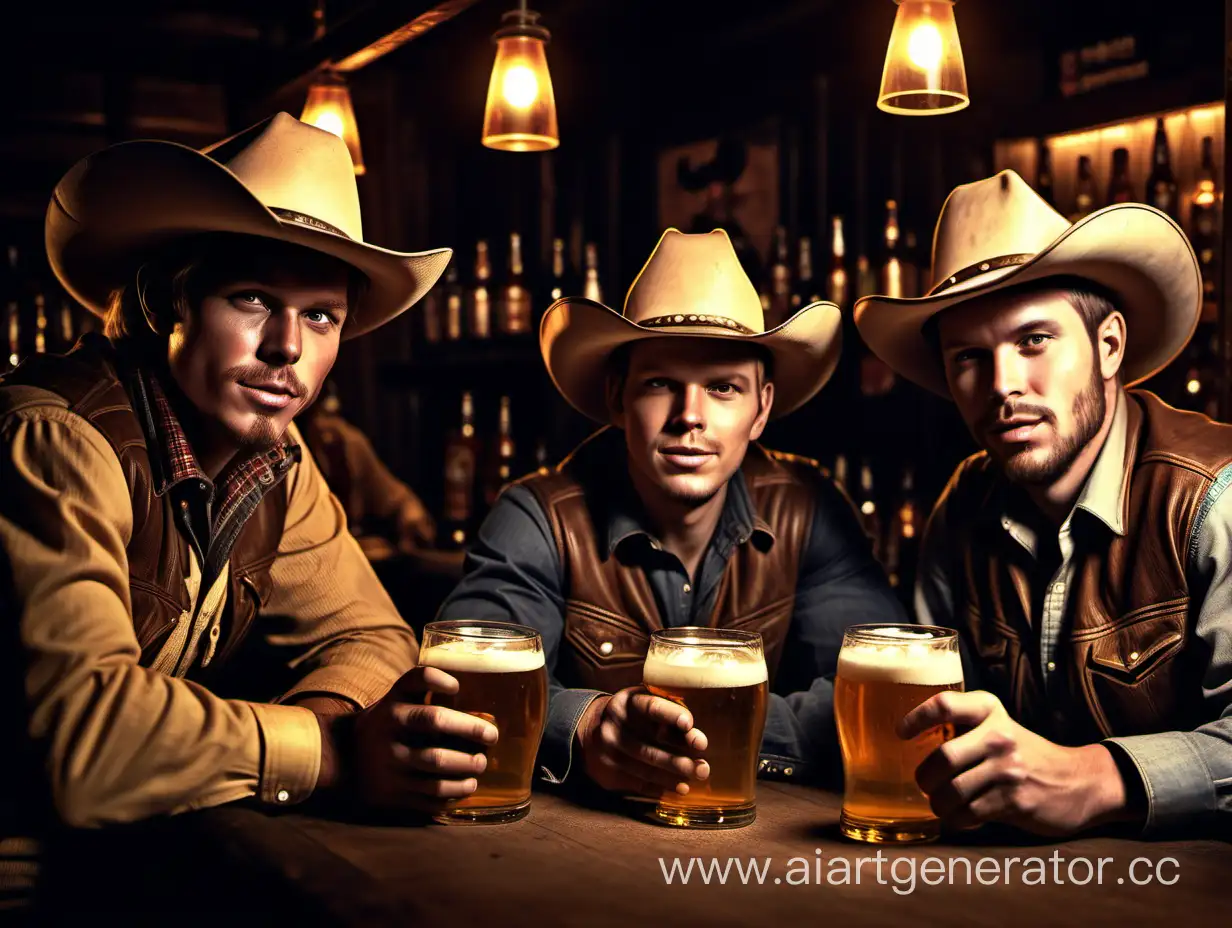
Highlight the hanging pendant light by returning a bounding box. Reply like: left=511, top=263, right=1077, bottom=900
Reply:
left=301, top=67, right=366, bottom=174
left=877, top=0, right=969, bottom=116
left=481, top=0, right=559, bottom=151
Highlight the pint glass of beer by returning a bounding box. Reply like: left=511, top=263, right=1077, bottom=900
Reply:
left=834, top=624, right=963, bottom=844
left=643, top=628, right=768, bottom=829
left=419, top=620, right=548, bottom=825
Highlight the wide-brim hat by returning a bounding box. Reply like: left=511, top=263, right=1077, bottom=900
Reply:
left=540, top=228, right=842, bottom=422
left=853, top=169, right=1202, bottom=396
left=46, top=112, right=452, bottom=340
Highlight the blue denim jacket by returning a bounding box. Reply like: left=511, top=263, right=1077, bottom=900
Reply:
left=436, top=435, right=907, bottom=787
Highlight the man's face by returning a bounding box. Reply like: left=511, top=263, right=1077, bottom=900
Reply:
left=167, top=239, right=351, bottom=454
left=938, top=287, right=1114, bottom=486
left=610, top=338, right=774, bottom=507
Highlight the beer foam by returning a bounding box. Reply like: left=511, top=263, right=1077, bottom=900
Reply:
left=837, top=641, right=963, bottom=687
left=420, top=640, right=546, bottom=674
left=643, top=646, right=768, bottom=690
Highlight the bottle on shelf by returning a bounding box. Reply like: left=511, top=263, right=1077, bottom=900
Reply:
left=5, top=246, right=20, bottom=371
left=548, top=237, right=572, bottom=302
left=33, top=293, right=46, bottom=355
left=1036, top=141, right=1055, bottom=207
left=444, top=263, right=464, bottom=342
left=1106, top=148, right=1133, bottom=205
left=420, top=280, right=443, bottom=345
left=468, top=240, right=492, bottom=340
left=855, top=255, right=876, bottom=301
left=856, top=462, right=882, bottom=561
left=827, top=217, right=848, bottom=307
left=832, top=453, right=849, bottom=494
left=792, top=235, right=819, bottom=309
left=879, top=200, right=903, bottom=299
left=59, top=297, right=75, bottom=350
left=442, top=391, right=479, bottom=548
left=1190, top=136, right=1220, bottom=324
left=483, top=394, right=518, bottom=507
left=1071, top=155, right=1097, bottom=222
left=766, top=226, right=791, bottom=327
left=1145, top=117, right=1178, bottom=220
left=499, top=231, right=532, bottom=336
left=583, top=243, right=603, bottom=303
left=888, top=467, right=920, bottom=587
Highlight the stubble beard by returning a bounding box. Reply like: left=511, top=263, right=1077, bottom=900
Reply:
left=999, top=368, right=1106, bottom=486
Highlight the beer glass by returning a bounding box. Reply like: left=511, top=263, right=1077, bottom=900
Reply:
left=419, top=620, right=548, bottom=825
left=643, top=628, right=769, bottom=829
left=834, top=624, right=963, bottom=844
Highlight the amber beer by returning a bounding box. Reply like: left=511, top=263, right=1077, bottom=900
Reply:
left=643, top=629, right=768, bottom=829
left=835, top=625, right=963, bottom=843
left=419, top=621, right=548, bottom=824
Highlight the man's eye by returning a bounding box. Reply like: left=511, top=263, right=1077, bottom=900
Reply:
left=710, top=383, right=737, bottom=395
left=235, top=293, right=265, bottom=308
left=304, top=310, right=336, bottom=326
left=1022, top=334, right=1051, bottom=349
left=645, top=378, right=668, bottom=389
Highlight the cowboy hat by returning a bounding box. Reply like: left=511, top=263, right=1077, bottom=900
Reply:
left=853, top=169, right=1201, bottom=397
left=45, top=112, right=452, bottom=340
left=539, top=227, right=842, bottom=422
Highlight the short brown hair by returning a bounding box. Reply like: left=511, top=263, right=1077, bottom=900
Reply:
left=103, top=233, right=367, bottom=361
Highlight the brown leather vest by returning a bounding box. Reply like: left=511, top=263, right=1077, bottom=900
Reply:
left=518, top=429, right=820, bottom=694
left=952, top=390, right=1232, bottom=743
left=0, top=337, right=286, bottom=684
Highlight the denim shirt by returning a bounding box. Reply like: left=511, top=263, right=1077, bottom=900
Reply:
left=436, top=440, right=907, bottom=787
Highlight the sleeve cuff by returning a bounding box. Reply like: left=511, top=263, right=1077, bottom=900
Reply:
left=538, top=689, right=606, bottom=786
left=1103, top=732, right=1217, bottom=834
left=250, top=702, right=323, bottom=806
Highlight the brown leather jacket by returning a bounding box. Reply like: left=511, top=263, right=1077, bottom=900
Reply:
left=945, top=390, right=1232, bottom=743
left=0, top=336, right=286, bottom=682
left=518, top=429, right=822, bottom=695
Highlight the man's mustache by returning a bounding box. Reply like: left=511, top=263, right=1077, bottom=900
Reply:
left=977, top=401, right=1055, bottom=435
left=226, top=363, right=307, bottom=399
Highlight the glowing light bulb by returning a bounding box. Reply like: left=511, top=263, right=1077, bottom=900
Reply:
left=1188, top=377, right=1202, bottom=395
left=502, top=65, right=540, bottom=109
left=907, top=21, right=944, bottom=71
left=310, top=108, right=345, bottom=140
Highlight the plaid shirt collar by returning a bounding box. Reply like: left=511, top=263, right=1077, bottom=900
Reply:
left=129, top=365, right=300, bottom=514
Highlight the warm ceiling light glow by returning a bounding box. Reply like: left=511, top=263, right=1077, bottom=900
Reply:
left=482, top=3, right=559, bottom=152
left=300, top=68, right=365, bottom=175
left=878, top=0, right=968, bottom=115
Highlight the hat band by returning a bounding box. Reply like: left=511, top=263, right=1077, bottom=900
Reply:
left=930, top=253, right=1034, bottom=295
left=637, top=312, right=756, bottom=335
left=271, top=207, right=352, bottom=240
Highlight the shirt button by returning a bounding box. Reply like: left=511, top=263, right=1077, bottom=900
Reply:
left=599, top=641, right=614, bottom=656
left=1046, top=661, right=1057, bottom=672
left=276, top=789, right=290, bottom=803
left=682, top=583, right=692, bottom=594
left=210, top=626, right=220, bottom=638
left=784, top=767, right=794, bottom=777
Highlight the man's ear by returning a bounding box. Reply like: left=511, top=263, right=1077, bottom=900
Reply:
left=749, top=380, right=774, bottom=442
left=604, top=373, right=626, bottom=428
left=1098, top=310, right=1126, bottom=382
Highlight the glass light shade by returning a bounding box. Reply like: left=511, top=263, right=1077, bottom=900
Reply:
left=877, top=0, right=969, bottom=116
left=482, top=13, right=559, bottom=152
left=301, top=70, right=366, bottom=175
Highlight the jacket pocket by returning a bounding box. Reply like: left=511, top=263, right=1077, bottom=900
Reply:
left=1085, top=604, right=1187, bottom=686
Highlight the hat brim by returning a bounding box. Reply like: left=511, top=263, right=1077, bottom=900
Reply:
left=852, top=202, right=1202, bottom=396
left=539, top=297, right=843, bottom=422
left=45, top=139, right=452, bottom=341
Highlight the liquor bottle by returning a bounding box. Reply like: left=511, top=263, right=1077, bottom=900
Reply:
left=832, top=453, right=849, bottom=494
left=1071, top=155, right=1097, bottom=222
left=548, top=237, right=571, bottom=302
left=33, top=293, right=46, bottom=355
left=583, top=243, right=603, bottom=302
left=499, top=232, right=532, bottom=336
left=443, top=264, right=464, bottom=342
left=766, top=226, right=791, bottom=326
left=827, top=217, right=848, bottom=306
left=1145, top=117, right=1178, bottom=220
left=887, top=467, right=920, bottom=589
left=1190, top=136, right=1219, bottom=323
left=855, top=255, right=876, bottom=300
left=879, top=200, right=903, bottom=299
left=59, top=297, right=75, bottom=350
left=5, top=246, right=20, bottom=370
left=1106, top=148, right=1133, bottom=205
left=420, top=280, right=443, bottom=345
left=468, top=240, right=492, bottom=340
left=856, top=462, right=882, bottom=561
left=792, top=236, right=819, bottom=309
left=484, top=395, right=517, bottom=507
left=1036, top=141, right=1055, bottom=207
left=442, top=391, right=479, bottom=548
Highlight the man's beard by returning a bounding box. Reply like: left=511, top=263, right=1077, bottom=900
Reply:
left=232, top=414, right=282, bottom=453
left=992, top=369, right=1106, bottom=486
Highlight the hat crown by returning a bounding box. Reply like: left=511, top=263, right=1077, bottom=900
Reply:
left=623, top=229, right=766, bottom=332
left=930, top=169, right=1070, bottom=292
left=202, top=112, right=363, bottom=241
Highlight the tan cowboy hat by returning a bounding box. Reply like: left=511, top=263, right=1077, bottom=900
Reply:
left=45, top=112, right=452, bottom=340
left=853, top=169, right=1201, bottom=396
left=540, top=228, right=842, bottom=422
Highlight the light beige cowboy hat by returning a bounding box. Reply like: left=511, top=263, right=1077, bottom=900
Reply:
left=540, top=227, right=842, bottom=422
left=45, top=111, right=452, bottom=340
left=853, top=169, right=1201, bottom=396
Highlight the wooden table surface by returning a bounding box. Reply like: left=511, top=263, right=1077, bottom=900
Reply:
left=105, top=781, right=1227, bottom=928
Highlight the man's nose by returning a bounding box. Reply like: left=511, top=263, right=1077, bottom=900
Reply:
left=675, top=384, right=706, bottom=430
left=259, top=310, right=302, bottom=366
left=991, top=345, right=1026, bottom=402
